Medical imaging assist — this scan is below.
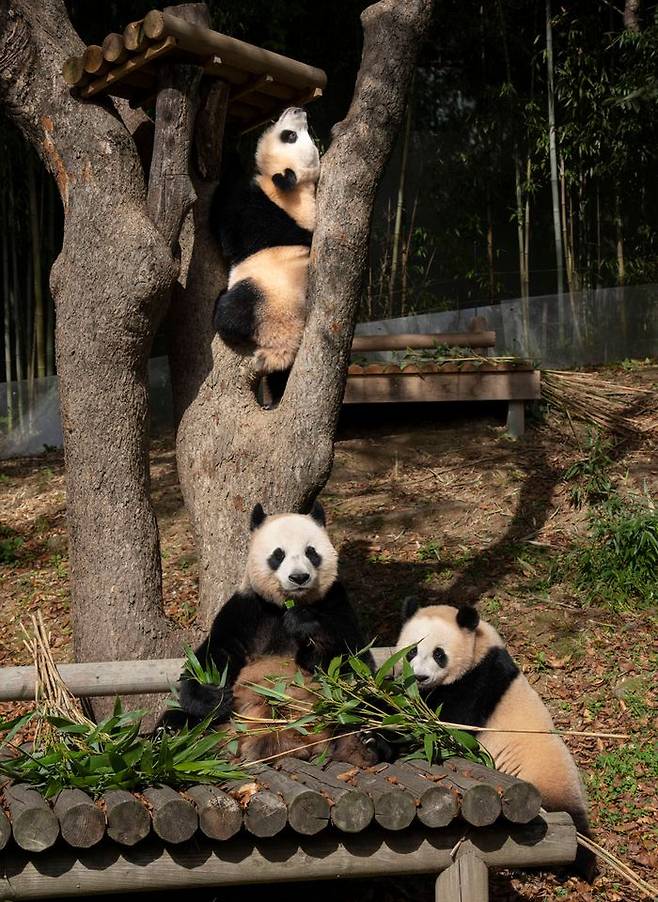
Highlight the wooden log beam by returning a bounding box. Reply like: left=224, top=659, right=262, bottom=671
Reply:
left=0, top=814, right=577, bottom=899
left=0, top=808, right=10, bottom=851
left=3, top=785, right=59, bottom=853
left=53, top=789, right=105, bottom=848
left=277, top=758, right=374, bottom=833
left=82, top=45, right=109, bottom=77
left=80, top=38, right=177, bottom=100
left=257, top=765, right=330, bottom=836
left=124, top=20, right=147, bottom=52
left=410, top=762, right=502, bottom=827
left=143, top=10, right=327, bottom=90
left=376, top=763, right=458, bottom=828
left=0, top=649, right=396, bottom=701
left=102, top=33, right=128, bottom=65
left=323, top=761, right=416, bottom=832
left=351, top=332, right=496, bottom=352
left=185, top=785, right=242, bottom=840
left=62, top=56, right=87, bottom=87
left=445, top=758, right=541, bottom=825
left=142, top=786, right=198, bottom=844
left=103, top=790, right=151, bottom=846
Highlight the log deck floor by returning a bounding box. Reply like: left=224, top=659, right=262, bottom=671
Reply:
left=0, top=657, right=575, bottom=899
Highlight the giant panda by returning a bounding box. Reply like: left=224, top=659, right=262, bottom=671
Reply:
left=169, top=502, right=378, bottom=765
left=395, top=600, right=597, bottom=882
left=212, top=107, right=320, bottom=395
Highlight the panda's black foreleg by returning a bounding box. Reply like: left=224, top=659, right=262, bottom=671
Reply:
left=213, top=278, right=261, bottom=345
left=264, top=368, right=291, bottom=405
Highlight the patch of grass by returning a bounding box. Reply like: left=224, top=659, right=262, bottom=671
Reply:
left=417, top=540, right=441, bottom=562
left=588, top=740, right=658, bottom=827
left=558, top=496, right=658, bottom=610
left=563, top=431, right=614, bottom=508
left=0, top=525, right=24, bottom=565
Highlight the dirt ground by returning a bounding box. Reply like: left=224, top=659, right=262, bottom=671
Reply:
left=1, top=363, right=657, bottom=902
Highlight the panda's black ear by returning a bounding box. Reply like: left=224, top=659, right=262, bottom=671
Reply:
left=272, top=168, right=297, bottom=191
left=309, top=501, right=326, bottom=527
left=250, top=503, right=267, bottom=531
left=456, top=605, right=480, bottom=631
left=401, top=597, right=421, bottom=622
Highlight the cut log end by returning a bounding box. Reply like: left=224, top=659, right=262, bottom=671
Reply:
left=244, top=790, right=288, bottom=838
left=62, top=56, right=86, bottom=87
left=143, top=787, right=198, bottom=844
left=104, top=790, right=151, bottom=846
left=54, top=789, right=105, bottom=848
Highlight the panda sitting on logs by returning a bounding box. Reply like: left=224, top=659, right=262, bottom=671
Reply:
left=212, top=107, right=320, bottom=401
left=168, top=502, right=380, bottom=766
left=395, top=600, right=597, bottom=882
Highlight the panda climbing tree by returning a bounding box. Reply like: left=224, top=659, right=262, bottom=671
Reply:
left=0, top=0, right=433, bottom=688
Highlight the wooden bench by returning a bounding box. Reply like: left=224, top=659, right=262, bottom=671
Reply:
left=0, top=656, right=577, bottom=899
left=347, top=331, right=541, bottom=438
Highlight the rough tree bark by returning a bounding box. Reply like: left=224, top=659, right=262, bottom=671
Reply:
left=0, top=0, right=433, bottom=663
left=170, top=0, right=433, bottom=625
left=0, top=0, right=180, bottom=665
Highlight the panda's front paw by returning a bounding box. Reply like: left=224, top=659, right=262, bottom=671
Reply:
left=283, top=606, right=320, bottom=641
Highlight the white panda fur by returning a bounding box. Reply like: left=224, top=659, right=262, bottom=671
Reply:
left=168, top=503, right=378, bottom=766
left=212, top=107, right=320, bottom=379
left=396, top=602, right=596, bottom=881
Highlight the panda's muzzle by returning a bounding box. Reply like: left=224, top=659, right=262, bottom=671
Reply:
left=289, top=570, right=310, bottom=587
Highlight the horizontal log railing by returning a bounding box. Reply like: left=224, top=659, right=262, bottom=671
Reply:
left=0, top=650, right=395, bottom=701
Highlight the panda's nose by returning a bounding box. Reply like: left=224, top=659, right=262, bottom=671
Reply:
left=416, top=674, right=431, bottom=684
left=289, top=571, right=310, bottom=586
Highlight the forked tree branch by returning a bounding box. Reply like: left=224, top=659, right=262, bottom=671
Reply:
left=282, top=0, right=434, bottom=462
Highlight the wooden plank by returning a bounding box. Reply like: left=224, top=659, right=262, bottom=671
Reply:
left=352, top=332, right=496, bottom=352
left=184, top=785, right=242, bottom=841
left=0, top=814, right=577, bottom=898
left=435, top=853, right=489, bottom=902
left=0, top=649, right=395, bottom=701
left=343, top=370, right=541, bottom=405
left=103, top=790, right=151, bottom=846
left=80, top=37, right=177, bottom=100
left=142, top=786, right=197, bottom=844
left=53, top=789, right=105, bottom=848
left=4, top=784, right=59, bottom=852
left=143, top=11, right=327, bottom=90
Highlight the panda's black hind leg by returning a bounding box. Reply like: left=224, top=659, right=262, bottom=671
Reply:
left=263, top=368, right=291, bottom=407
left=213, top=278, right=261, bottom=345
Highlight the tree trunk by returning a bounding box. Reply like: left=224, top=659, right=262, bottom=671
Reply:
left=0, top=0, right=179, bottom=666
left=388, top=89, right=413, bottom=317
left=545, top=0, right=564, bottom=296
left=2, top=188, right=13, bottom=429
left=1, top=0, right=433, bottom=664
left=624, top=0, right=641, bottom=32
left=169, top=0, right=434, bottom=624
left=27, top=157, right=46, bottom=379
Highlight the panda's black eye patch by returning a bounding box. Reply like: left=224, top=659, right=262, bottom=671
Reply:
left=433, top=647, right=447, bottom=668
left=280, top=129, right=297, bottom=143
left=268, top=547, right=286, bottom=570
left=306, top=545, right=322, bottom=567
left=406, top=647, right=417, bottom=662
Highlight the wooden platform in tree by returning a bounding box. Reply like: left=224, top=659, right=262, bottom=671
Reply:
left=62, top=10, right=326, bottom=133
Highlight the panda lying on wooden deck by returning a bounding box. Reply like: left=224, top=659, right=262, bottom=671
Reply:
left=168, top=501, right=380, bottom=767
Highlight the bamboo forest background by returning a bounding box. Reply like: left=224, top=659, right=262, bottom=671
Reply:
left=1, top=0, right=657, bottom=416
